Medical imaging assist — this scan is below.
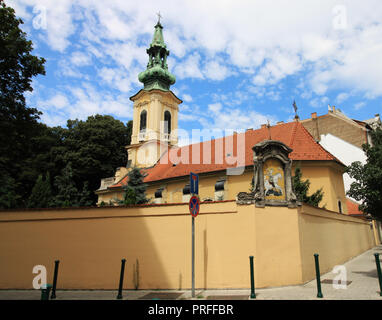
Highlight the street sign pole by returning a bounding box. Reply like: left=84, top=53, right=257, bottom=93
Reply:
left=189, top=172, right=199, bottom=299
left=191, top=213, right=195, bottom=298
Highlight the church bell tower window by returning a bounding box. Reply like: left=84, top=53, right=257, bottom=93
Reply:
left=139, top=110, right=147, bottom=141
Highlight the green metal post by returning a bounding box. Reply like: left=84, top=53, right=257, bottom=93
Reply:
left=249, top=256, right=256, bottom=299
left=374, top=253, right=382, bottom=296
left=117, top=259, right=126, bottom=300
left=314, top=253, right=323, bottom=298
left=50, top=260, right=60, bottom=299
left=40, top=284, right=52, bottom=300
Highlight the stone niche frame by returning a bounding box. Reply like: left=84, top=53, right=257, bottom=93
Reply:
left=237, top=140, right=300, bottom=208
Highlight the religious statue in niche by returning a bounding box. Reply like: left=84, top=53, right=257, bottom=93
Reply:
left=263, top=159, right=285, bottom=199
left=236, top=140, right=299, bottom=208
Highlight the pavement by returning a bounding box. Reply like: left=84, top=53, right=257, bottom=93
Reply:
left=1, top=246, right=382, bottom=300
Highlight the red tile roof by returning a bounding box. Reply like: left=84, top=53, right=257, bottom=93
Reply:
left=346, top=198, right=363, bottom=215
left=110, top=121, right=342, bottom=188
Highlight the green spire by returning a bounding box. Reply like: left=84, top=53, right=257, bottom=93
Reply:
left=138, top=21, right=176, bottom=91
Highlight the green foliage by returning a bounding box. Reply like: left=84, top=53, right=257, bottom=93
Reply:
left=51, top=163, right=79, bottom=207
left=50, top=162, right=92, bottom=208
left=126, top=120, right=133, bottom=146
left=0, top=2, right=46, bottom=106
left=0, top=170, right=20, bottom=209
left=121, top=167, right=149, bottom=205
left=347, top=128, right=382, bottom=221
left=292, top=167, right=324, bottom=207
left=27, top=173, right=53, bottom=208
left=0, top=2, right=46, bottom=208
left=51, top=115, right=131, bottom=205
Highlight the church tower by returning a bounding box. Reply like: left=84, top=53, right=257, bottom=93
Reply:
left=127, top=20, right=182, bottom=168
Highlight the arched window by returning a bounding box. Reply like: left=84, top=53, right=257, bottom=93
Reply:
left=338, top=200, right=342, bottom=213
left=155, top=187, right=164, bottom=198
left=140, top=110, right=147, bottom=132
left=215, top=180, right=225, bottom=192
left=164, top=111, right=171, bottom=134
left=183, top=184, right=190, bottom=195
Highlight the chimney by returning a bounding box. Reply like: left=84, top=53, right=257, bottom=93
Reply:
left=261, top=124, right=267, bottom=129
left=311, top=112, right=317, bottom=119
left=276, top=121, right=284, bottom=125
left=246, top=128, right=253, bottom=131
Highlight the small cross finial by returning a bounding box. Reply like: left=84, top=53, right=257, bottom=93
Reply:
left=267, top=119, right=272, bottom=140
left=157, top=11, right=162, bottom=24
left=293, top=100, right=299, bottom=120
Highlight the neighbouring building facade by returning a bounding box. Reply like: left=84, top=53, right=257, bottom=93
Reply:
left=300, top=106, right=382, bottom=240
left=301, top=107, right=381, bottom=194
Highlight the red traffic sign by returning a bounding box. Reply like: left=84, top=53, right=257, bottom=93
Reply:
left=189, top=195, right=200, bottom=217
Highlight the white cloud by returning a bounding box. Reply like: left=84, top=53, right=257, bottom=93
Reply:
left=70, top=51, right=91, bottom=66
left=335, top=92, right=350, bottom=104
left=174, top=53, right=204, bottom=79
left=39, top=94, right=69, bottom=110
left=35, top=83, right=133, bottom=126
left=182, top=94, right=192, bottom=103
left=98, top=67, right=139, bottom=93
left=208, top=103, right=222, bottom=113
left=354, top=102, right=366, bottom=110
left=203, top=60, right=232, bottom=81
left=253, top=50, right=302, bottom=86
left=204, top=102, right=277, bottom=132
left=15, top=0, right=75, bottom=51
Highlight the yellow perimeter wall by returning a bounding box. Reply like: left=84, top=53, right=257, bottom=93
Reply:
left=0, top=202, right=375, bottom=290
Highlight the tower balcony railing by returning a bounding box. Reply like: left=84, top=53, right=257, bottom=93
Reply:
left=138, top=131, right=146, bottom=142
left=162, top=133, right=170, bottom=142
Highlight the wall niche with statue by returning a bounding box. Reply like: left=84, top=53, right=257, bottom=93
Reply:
left=237, top=140, right=300, bottom=208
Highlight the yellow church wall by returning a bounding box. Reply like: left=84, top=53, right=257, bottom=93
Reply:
left=144, top=171, right=251, bottom=204
left=0, top=201, right=374, bottom=290
left=97, top=191, right=124, bottom=205
left=328, top=166, right=348, bottom=214
left=292, top=161, right=347, bottom=214
left=98, top=160, right=347, bottom=215
left=253, top=206, right=303, bottom=287
left=297, top=204, right=374, bottom=283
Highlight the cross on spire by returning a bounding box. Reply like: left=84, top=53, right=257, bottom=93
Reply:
left=157, top=11, right=162, bottom=24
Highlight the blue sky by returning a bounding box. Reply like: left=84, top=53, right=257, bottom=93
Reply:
left=9, top=0, right=382, bottom=137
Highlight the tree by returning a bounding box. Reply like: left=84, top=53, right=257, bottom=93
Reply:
left=126, top=120, right=133, bottom=146
left=51, top=163, right=79, bottom=207
left=50, top=162, right=94, bottom=208
left=347, top=128, right=382, bottom=221
left=0, top=1, right=46, bottom=208
left=121, top=167, right=149, bottom=205
left=0, top=171, right=20, bottom=209
left=292, top=167, right=324, bottom=207
left=51, top=115, right=132, bottom=205
left=27, top=173, right=53, bottom=208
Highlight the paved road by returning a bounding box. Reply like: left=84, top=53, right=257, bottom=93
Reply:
left=1, top=246, right=381, bottom=300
